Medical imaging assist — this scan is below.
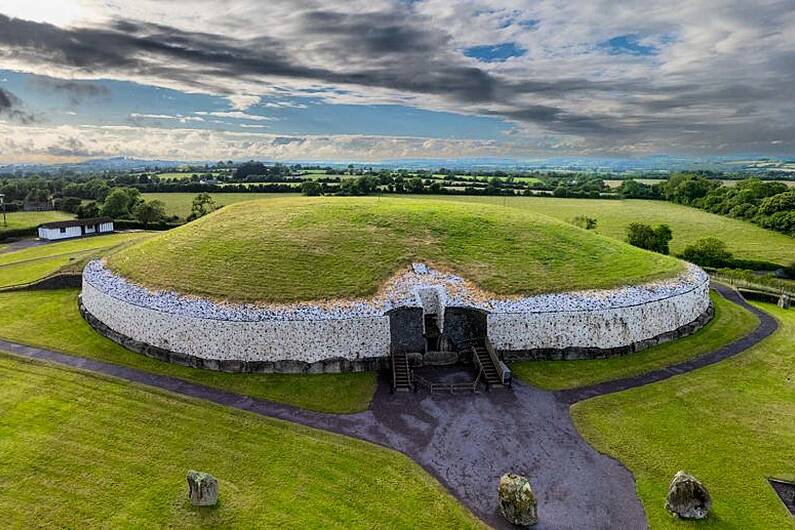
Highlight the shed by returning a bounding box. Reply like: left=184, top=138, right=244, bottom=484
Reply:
left=37, top=217, right=114, bottom=241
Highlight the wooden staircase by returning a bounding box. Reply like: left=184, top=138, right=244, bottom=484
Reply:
left=471, top=338, right=511, bottom=390
left=391, top=350, right=413, bottom=393
left=472, top=345, right=502, bottom=388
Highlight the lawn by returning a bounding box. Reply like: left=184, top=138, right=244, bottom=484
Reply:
left=0, top=354, right=480, bottom=529
left=425, top=195, right=795, bottom=264
left=512, top=290, right=758, bottom=390
left=110, top=196, right=682, bottom=303
left=0, top=232, right=152, bottom=288
left=0, top=210, right=73, bottom=238
left=142, top=192, right=298, bottom=218
left=0, top=289, right=376, bottom=413
left=572, top=302, right=795, bottom=529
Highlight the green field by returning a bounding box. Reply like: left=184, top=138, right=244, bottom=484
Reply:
left=111, top=197, right=681, bottom=303
left=0, top=354, right=479, bottom=529
left=573, top=302, right=795, bottom=529
left=512, top=290, right=758, bottom=390
left=425, top=196, right=795, bottom=264
left=142, top=192, right=297, bottom=218
left=0, top=289, right=375, bottom=413
left=0, top=211, right=74, bottom=238
left=0, top=232, right=152, bottom=288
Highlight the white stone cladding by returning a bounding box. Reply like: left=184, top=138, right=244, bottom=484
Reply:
left=81, top=260, right=710, bottom=366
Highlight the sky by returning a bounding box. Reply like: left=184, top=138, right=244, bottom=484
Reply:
left=0, top=0, right=794, bottom=163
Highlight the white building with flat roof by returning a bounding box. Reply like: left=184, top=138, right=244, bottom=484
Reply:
left=38, top=217, right=114, bottom=241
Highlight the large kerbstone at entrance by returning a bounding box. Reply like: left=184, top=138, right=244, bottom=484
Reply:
left=665, top=471, right=711, bottom=519
left=498, top=473, right=538, bottom=527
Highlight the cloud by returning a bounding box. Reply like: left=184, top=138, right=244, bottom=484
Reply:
left=29, top=76, right=109, bottom=105
left=0, top=87, right=37, bottom=123
left=130, top=112, right=205, bottom=123
left=0, top=1, right=794, bottom=156
left=227, top=94, right=260, bottom=110
left=194, top=111, right=275, bottom=121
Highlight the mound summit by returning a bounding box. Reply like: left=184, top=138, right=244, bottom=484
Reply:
left=107, top=197, right=682, bottom=304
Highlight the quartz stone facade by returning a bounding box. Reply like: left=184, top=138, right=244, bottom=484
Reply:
left=81, top=260, right=711, bottom=373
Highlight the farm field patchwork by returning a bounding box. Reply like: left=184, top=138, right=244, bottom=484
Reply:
left=142, top=192, right=299, bottom=218
left=111, top=196, right=682, bottom=303
left=0, top=354, right=480, bottom=529
left=511, top=290, right=758, bottom=390
left=572, top=302, right=795, bottom=529
left=0, top=289, right=376, bottom=413
left=424, top=195, right=795, bottom=264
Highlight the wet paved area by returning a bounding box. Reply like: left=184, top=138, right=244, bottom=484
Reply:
left=0, top=283, right=777, bottom=529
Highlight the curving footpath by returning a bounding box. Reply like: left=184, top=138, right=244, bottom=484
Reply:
left=0, top=283, right=778, bottom=529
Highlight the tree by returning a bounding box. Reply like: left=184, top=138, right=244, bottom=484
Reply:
left=187, top=192, right=217, bottom=221
left=679, top=238, right=734, bottom=267
left=133, top=199, right=166, bottom=228
left=101, top=187, right=141, bottom=219
left=625, top=223, right=673, bottom=254
left=757, top=191, right=795, bottom=216
left=301, top=180, right=322, bottom=196
left=76, top=201, right=101, bottom=219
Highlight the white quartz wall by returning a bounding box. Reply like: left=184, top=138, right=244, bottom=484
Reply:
left=487, top=277, right=711, bottom=351
left=81, top=281, right=391, bottom=363
left=81, top=260, right=711, bottom=365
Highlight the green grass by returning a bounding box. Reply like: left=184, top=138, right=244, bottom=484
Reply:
left=572, top=302, right=795, bottom=529
left=512, top=290, right=759, bottom=390
left=423, top=196, right=795, bottom=264
left=142, top=192, right=298, bottom=218
left=0, top=232, right=153, bottom=288
left=0, top=211, right=73, bottom=237
left=110, top=196, right=681, bottom=303
left=145, top=193, right=794, bottom=264
left=0, top=289, right=376, bottom=413
left=0, top=354, right=480, bottom=529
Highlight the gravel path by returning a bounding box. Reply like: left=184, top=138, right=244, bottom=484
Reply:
left=0, top=284, right=776, bottom=529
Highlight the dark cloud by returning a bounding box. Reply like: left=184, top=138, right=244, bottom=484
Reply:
left=30, top=77, right=110, bottom=105
left=45, top=136, right=95, bottom=157
left=0, top=87, right=37, bottom=124
left=0, top=13, right=613, bottom=133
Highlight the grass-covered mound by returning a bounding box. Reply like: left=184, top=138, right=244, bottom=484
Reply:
left=108, top=197, right=682, bottom=303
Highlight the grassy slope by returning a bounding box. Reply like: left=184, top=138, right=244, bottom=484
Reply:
left=0, top=211, right=73, bottom=236
left=142, top=193, right=794, bottom=264
left=426, top=195, right=795, bottom=264
left=512, top=290, right=758, bottom=390
left=0, top=355, right=480, bottom=529
left=111, top=197, right=680, bottom=303
left=0, top=289, right=376, bottom=413
left=142, top=192, right=298, bottom=218
left=0, top=232, right=152, bottom=288
left=573, top=303, right=795, bottom=529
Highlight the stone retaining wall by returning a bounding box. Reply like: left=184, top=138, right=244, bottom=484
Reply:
left=81, top=260, right=712, bottom=373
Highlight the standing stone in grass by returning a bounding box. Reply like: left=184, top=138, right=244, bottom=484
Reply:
left=778, top=295, right=791, bottom=309
left=665, top=471, right=711, bottom=519
left=187, top=470, right=218, bottom=506
left=498, top=473, right=538, bottom=527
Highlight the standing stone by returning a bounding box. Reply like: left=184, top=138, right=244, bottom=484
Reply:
left=665, top=471, right=711, bottom=519
left=498, top=473, right=538, bottom=527
left=778, top=295, right=790, bottom=309
left=187, top=470, right=219, bottom=506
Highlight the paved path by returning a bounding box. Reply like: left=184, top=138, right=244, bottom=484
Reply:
left=0, top=285, right=778, bottom=529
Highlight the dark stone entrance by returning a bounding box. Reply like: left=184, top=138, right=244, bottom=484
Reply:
left=387, top=306, right=424, bottom=354
left=443, top=306, right=488, bottom=354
